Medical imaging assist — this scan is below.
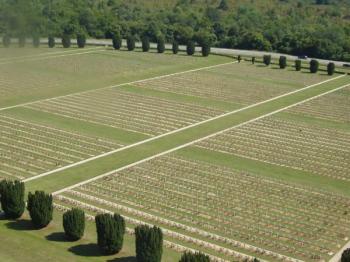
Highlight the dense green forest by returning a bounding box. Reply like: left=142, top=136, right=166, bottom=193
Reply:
left=1, top=0, right=350, bottom=61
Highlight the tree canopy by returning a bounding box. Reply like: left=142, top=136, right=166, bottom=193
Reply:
left=1, top=0, right=349, bottom=61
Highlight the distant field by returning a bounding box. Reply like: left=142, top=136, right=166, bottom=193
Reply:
left=0, top=47, right=349, bottom=261
left=54, top=154, right=350, bottom=261
left=0, top=47, right=231, bottom=107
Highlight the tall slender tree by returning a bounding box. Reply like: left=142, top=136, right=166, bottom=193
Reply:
left=62, top=34, right=71, bottom=48
left=263, top=55, right=271, bottom=66
left=172, top=41, right=179, bottom=54
left=279, top=56, right=287, bottom=69
left=327, top=62, right=335, bottom=75
left=95, top=213, right=125, bottom=255
left=77, top=33, right=86, bottom=48
left=310, top=59, right=319, bottom=73
left=112, top=32, right=122, bottom=50
left=27, top=191, right=53, bottom=228
left=63, top=208, right=85, bottom=241
left=142, top=36, right=150, bottom=52
left=179, top=252, right=210, bottom=262
left=295, top=60, right=302, bottom=71
left=135, top=225, right=163, bottom=262
left=186, top=41, right=195, bottom=56
left=157, top=35, right=165, bottom=53
left=127, top=35, right=135, bottom=51
left=48, top=35, right=55, bottom=48
left=0, top=180, right=25, bottom=219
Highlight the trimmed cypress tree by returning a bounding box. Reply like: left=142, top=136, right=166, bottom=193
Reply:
left=95, top=213, right=125, bottom=255
left=310, top=59, right=319, bottom=73
left=186, top=41, right=195, bottom=56
left=77, top=34, right=86, bottom=48
left=179, top=252, right=210, bottom=262
left=295, top=59, right=302, bottom=71
left=142, top=36, right=150, bottom=52
left=135, top=225, right=163, bottom=262
left=252, top=57, right=255, bottom=64
left=279, top=56, right=287, bottom=69
left=201, top=41, right=210, bottom=57
left=126, top=35, right=135, bottom=51
left=63, top=208, right=85, bottom=241
left=48, top=36, right=55, bottom=48
left=18, top=35, right=26, bottom=47
left=263, top=55, right=271, bottom=66
left=33, top=35, right=40, bottom=48
left=342, top=248, right=350, bottom=262
left=172, top=41, right=179, bottom=54
left=62, top=34, right=71, bottom=48
left=27, top=191, right=53, bottom=228
left=0, top=180, right=25, bottom=219
left=157, top=35, right=165, bottom=53
left=112, top=32, right=122, bottom=50
left=327, top=62, right=335, bottom=75
left=2, top=35, right=10, bottom=47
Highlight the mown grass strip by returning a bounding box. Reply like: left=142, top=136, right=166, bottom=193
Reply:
left=177, top=146, right=350, bottom=197
left=3, top=107, right=149, bottom=144
left=26, top=76, right=350, bottom=193
left=276, top=111, right=350, bottom=133
left=120, top=84, right=241, bottom=111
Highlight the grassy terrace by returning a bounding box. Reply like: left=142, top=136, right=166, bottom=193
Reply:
left=0, top=47, right=231, bottom=108
left=0, top=211, right=180, bottom=262
left=25, top=75, right=350, bottom=193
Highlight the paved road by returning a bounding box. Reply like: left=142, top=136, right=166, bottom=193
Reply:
left=81, top=38, right=348, bottom=67
left=24, top=37, right=347, bottom=67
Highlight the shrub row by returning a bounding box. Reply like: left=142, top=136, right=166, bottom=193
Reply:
left=260, top=55, right=335, bottom=75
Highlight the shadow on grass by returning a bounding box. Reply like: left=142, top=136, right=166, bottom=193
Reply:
left=68, top=243, right=102, bottom=257
left=5, top=219, right=36, bottom=231
left=107, top=257, right=137, bottom=262
left=46, top=232, right=69, bottom=242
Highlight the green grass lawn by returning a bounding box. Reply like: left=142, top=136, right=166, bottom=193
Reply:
left=25, top=75, right=350, bottom=193
left=0, top=211, right=180, bottom=262
left=1, top=48, right=350, bottom=261
left=0, top=48, right=232, bottom=108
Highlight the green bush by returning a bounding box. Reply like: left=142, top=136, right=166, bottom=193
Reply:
left=62, top=34, right=71, bottom=48
left=135, top=225, right=163, bottom=262
left=295, top=60, right=302, bottom=71
left=327, top=62, right=335, bottom=75
left=172, top=41, right=179, bottom=54
left=201, top=42, right=210, bottom=57
left=0, top=180, right=25, bottom=219
left=112, top=32, right=122, bottom=50
left=157, top=35, right=165, bottom=53
left=27, top=191, right=53, bottom=228
left=33, top=35, right=40, bottom=48
left=2, top=35, right=10, bottom=47
left=263, top=55, right=271, bottom=66
left=77, top=34, right=86, bottom=48
left=127, top=35, right=135, bottom=51
left=142, top=36, right=150, bottom=52
left=95, top=213, right=125, bottom=255
left=63, top=208, right=85, bottom=241
left=18, top=35, right=26, bottom=47
left=48, top=36, right=55, bottom=48
left=186, top=41, right=195, bottom=56
left=310, top=59, right=319, bottom=73
left=179, top=252, right=210, bottom=262
left=342, top=248, right=350, bottom=262
left=279, top=56, right=287, bottom=69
